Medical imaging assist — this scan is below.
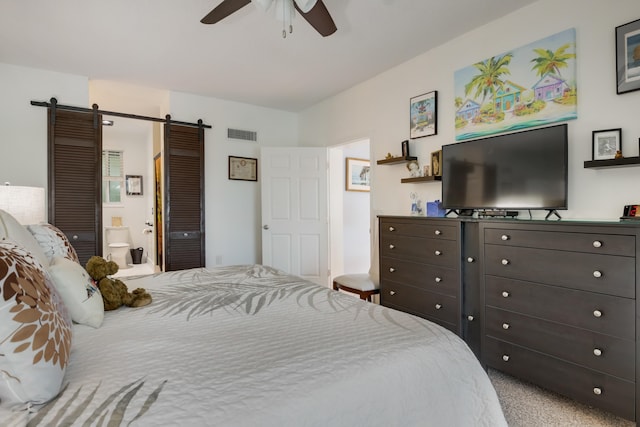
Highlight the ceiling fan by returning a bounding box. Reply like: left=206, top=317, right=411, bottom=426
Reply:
left=201, top=0, right=337, bottom=38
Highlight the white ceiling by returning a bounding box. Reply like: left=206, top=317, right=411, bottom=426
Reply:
left=0, top=0, right=537, bottom=112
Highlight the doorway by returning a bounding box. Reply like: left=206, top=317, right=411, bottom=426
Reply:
left=101, top=117, right=157, bottom=274
left=328, top=138, right=371, bottom=280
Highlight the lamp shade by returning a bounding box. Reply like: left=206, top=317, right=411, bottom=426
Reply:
left=0, top=185, right=46, bottom=225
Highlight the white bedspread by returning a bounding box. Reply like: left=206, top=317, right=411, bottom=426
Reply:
left=2, top=265, right=506, bottom=426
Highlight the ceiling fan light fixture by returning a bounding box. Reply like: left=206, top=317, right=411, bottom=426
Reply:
left=294, top=0, right=318, bottom=13
left=252, top=0, right=273, bottom=12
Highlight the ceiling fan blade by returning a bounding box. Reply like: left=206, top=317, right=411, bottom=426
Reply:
left=201, top=0, right=252, bottom=24
left=294, top=0, right=337, bottom=37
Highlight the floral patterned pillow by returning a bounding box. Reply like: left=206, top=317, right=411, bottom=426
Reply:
left=27, top=223, right=80, bottom=265
left=0, top=241, right=73, bottom=406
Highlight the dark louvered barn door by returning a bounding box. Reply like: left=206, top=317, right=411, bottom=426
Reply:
left=164, top=123, right=205, bottom=271
left=48, top=108, right=102, bottom=266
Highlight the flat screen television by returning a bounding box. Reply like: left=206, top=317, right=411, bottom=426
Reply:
left=442, top=124, right=568, bottom=213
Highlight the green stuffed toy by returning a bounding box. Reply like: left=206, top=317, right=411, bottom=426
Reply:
left=85, top=256, right=152, bottom=311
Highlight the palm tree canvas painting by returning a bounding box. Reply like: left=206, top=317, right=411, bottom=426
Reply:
left=454, top=28, right=577, bottom=141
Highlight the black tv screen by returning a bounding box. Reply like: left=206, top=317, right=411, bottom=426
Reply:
left=442, top=124, right=568, bottom=211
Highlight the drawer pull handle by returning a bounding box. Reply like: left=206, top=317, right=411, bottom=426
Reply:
left=502, top=291, right=510, bottom=298
left=592, top=240, right=602, bottom=248
left=72, top=235, right=79, bottom=240
left=389, top=267, right=395, bottom=273
left=593, top=310, right=602, bottom=318
left=467, top=257, right=475, bottom=263
left=467, top=315, right=474, bottom=321
left=502, top=355, right=510, bottom=362
left=184, top=233, right=189, bottom=237
left=502, top=323, right=510, bottom=330
left=435, top=250, right=442, bottom=256
left=435, top=304, right=442, bottom=310
left=389, top=290, right=396, bottom=296
left=501, top=234, right=510, bottom=241
left=434, top=277, right=442, bottom=283
left=593, top=348, right=602, bottom=357
left=389, top=244, right=395, bottom=249
left=389, top=226, right=395, bottom=232
left=593, top=387, right=602, bottom=396
left=434, top=230, right=442, bottom=235
left=593, top=270, right=602, bottom=278
left=501, top=259, right=509, bottom=266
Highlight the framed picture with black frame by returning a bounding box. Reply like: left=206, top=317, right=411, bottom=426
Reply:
left=228, top=156, right=258, bottom=181
left=125, top=175, right=143, bottom=196
left=592, top=128, right=622, bottom=160
left=410, top=91, right=438, bottom=139
left=401, top=140, right=410, bottom=157
left=616, top=18, right=640, bottom=94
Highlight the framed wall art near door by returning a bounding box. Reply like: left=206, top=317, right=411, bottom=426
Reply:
left=345, top=157, right=370, bottom=192
left=126, top=175, right=143, bottom=196
left=229, top=156, right=258, bottom=181
left=616, top=18, right=640, bottom=94
left=410, top=91, right=437, bottom=139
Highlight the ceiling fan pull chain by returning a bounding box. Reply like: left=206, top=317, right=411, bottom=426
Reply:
left=282, top=0, right=287, bottom=38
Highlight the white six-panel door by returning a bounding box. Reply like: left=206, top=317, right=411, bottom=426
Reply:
left=261, top=147, right=328, bottom=286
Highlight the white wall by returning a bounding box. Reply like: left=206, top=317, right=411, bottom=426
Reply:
left=298, top=0, right=640, bottom=220
left=168, top=91, right=298, bottom=267
left=341, top=140, right=370, bottom=273
left=0, top=63, right=88, bottom=193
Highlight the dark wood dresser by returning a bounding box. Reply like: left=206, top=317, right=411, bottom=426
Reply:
left=378, top=216, right=461, bottom=334
left=378, top=215, right=639, bottom=422
left=480, top=220, right=638, bottom=421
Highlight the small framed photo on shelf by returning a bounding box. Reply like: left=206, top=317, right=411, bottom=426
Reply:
left=431, top=150, right=443, bottom=176
left=616, top=18, right=640, bottom=94
left=125, top=175, right=143, bottom=196
left=401, top=140, right=410, bottom=157
left=592, top=128, right=622, bottom=160
left=410, top=91, right=437, bottom=139
left=345, top=157, right=370, bottom=192
left=229, top=156, right=258, bottom=181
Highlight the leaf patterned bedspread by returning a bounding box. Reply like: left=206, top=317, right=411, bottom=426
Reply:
left=1, top=265, right=507, bottom=426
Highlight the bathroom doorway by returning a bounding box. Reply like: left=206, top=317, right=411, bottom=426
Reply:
left=101, top=117, right=157, bottom=275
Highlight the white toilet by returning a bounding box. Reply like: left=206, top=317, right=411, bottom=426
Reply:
left=105, top=226, right=131, bottom=269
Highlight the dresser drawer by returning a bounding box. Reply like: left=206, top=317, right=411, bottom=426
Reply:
left=485, top=276, right=635, bottom=340
left=484, top=244, right=635, bottom=298
left=484, top=228, right=635, bottom=256
left=380, top=257, right=459, bottom=297
left=381, top=281, right=458, bottom=326
left=381, top=235, right=458, bottom=267
left=485, top=307, right=635, bottom=380
left=484, top=337, right=635, bottom=421
left=380, top=219, right=457, bottom=240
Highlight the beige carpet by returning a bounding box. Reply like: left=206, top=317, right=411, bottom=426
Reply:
left=488, top=369, right=635, bottom=426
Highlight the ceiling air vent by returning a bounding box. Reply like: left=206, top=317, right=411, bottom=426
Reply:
left=227, top=128, right=257, bottom=142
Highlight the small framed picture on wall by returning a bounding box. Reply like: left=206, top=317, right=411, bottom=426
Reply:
left=592, top=128, right=622, bottom=160
left=401, top=140, right=410, bottom=157
left=410, top=91, right=438, bottom=139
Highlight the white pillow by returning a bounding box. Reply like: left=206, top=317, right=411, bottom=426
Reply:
left=0, top=209, right=50, bottom=268
left=48, top=256, right=104, bottom=328
left=0, top=241, right=72, bottom=407
left=27, top=223, right=80, bottom=265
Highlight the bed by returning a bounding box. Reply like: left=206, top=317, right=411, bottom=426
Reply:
left=0, top=209, right=507, bottom=426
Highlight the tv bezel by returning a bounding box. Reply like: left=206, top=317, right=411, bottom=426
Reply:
left=441, top=124, right=569, bottom=211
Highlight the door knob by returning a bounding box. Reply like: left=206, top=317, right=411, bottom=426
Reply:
left=263, top=225, right=270, bottom=230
